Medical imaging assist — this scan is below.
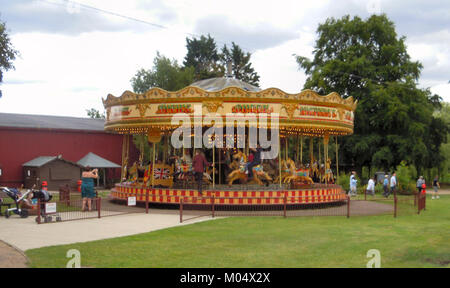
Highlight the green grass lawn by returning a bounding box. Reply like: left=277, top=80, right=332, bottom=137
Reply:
left=26, top=195, right=450, bottom=268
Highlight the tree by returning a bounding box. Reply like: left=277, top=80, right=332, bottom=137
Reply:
left=183, top=34, right=222, bottom=81
left=130, top=53, right=195, bottom=161
left=434, top=103, right=450, bottom=181
left=0, top=19, right=19, bottom=94
left=296, top=14, right=447, bottom=174
left=220, top=42, right=260, bottom=86
left=131, top=52, right=194, bottom=93
left=86, top=108, right=105, bottom=119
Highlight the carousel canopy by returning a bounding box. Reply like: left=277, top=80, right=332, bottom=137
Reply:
left=191, top=77, right=261, bottom=92
left=102, top=77, right=357, bottom=137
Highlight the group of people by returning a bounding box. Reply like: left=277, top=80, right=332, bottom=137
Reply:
left=350, top=171, right=398, bottom=198
left=349, top=171, right=441, bottom=199
left=416, top=175, right=441, bottom=199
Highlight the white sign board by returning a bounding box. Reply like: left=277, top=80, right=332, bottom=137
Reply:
left=127, top=196, right=136, bottom=206
left=45, top=203, right=57, bottom=214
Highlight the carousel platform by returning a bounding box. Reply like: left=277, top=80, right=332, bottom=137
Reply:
left=110, top=183, right=347, bottom=205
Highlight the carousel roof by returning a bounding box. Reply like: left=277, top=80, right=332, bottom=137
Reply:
left=102, top=78, right=357, bottom=136
left=191, top=77, right=261, bottom=92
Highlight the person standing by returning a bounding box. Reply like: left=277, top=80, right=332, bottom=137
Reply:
left=388, top=172, right=397, bottom=198
left=193, top=149, right=209, bottom=196
left=432, top=175, right=440, bottom=200
left=416, top=176, right=424, bottom=195
left=366, top=176, right=375, bottom=196
left=382, top=175, right=389, bottom=197
left=81, top=166, right=98, bottom=212
left=349, top=171, right=357, bottom=196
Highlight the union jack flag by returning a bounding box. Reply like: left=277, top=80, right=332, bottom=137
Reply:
left=154, top=167, right=170, bottom=179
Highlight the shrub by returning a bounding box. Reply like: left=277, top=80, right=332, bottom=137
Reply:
left=395, top=161, right=417, bottom=195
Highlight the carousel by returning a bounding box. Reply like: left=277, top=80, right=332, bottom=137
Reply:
left=103, top=75, right=357, bottom=206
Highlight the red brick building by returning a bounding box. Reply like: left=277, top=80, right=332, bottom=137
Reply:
left=0, top=113, right=136, bottom=188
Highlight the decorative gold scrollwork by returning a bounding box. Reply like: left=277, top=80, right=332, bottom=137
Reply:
left=203, top=100, right=223, bottom=113
left=282, top=103, right=298, bottom=119
left=136, top=103, right=150, bottom=118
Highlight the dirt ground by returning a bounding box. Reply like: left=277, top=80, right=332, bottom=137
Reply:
left=0, top=241, right=28, bottom=268
left=428, top=188, right=450, bottom=195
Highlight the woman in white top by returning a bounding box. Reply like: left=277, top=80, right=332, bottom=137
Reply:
left=366, top=177, right=375, bottom=196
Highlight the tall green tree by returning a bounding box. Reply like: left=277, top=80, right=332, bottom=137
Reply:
left=183, top=34, right=222, bottom=81
left=0, top=19, right=19, bottom=92
left=131, top=52, right=194, bottom=93
left=220, top=42, right=260, bottom=86
left=130, top=53, right=194, bottom=161
left=296, top=14, right=447, bottom=174
left=434, top=103, right=450, bottom=181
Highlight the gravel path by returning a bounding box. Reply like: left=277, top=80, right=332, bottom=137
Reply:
left=0, top=241, right=28, bottom=268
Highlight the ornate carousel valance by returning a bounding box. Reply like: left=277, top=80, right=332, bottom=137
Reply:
left=102, top=86, right=357, bottom=137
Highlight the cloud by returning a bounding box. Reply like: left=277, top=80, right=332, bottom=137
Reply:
left=192, top=15, right=299, bottom=52
left=0, top=0, right=176, bottom=35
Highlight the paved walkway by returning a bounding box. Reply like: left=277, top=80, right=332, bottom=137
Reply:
left=0, top=211, right=215, bottom=252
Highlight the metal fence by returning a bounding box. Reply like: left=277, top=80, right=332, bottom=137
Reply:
left=35, top=187, right=423, bottom=224
left=36, top=189, right=147, bottom=224
left=179, top=194, right=421, bottom=223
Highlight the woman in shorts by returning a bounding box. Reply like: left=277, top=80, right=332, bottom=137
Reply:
left=432, top=176, right=440, bottom=200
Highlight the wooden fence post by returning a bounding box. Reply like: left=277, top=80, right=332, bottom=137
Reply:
left=145, top=190, right=149, bottom=214
left=97, top=197, right=101, bottom=219
left=394, top=197, right=397, bottom=218
left=347, top=195, right=350, bottom=218
left=180, top=197, right=183, bottom=223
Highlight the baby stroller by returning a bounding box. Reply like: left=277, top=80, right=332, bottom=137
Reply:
left=0, top=186, right=34, bottom=218
left=33, top=188, right=61, bottom=223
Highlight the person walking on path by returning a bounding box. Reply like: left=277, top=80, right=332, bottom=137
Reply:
left=192, top=149, right=210, bottom=196
left=81, top=166, right=98, bottom=212
left=366, top=176, right=375, bottom=197
left=387, top=172, right=397, bottom=198
left=432, top=175, right=440, bottom=200
left=416, top=176, right=425, bottom=195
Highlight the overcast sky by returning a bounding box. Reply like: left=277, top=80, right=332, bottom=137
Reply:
left=0, top=0, right=449, bottom=117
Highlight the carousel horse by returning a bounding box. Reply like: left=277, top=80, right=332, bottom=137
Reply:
left=273, top=159, right=292, bottom=183
left=227, top=151, right=272, bottom=186
left=127, top=161, right=139, bottom=182
left=262, top=158, right=278, bottom=181
left=321, top=159, right=334, bottom=183
left=283, top=158, right=314, bottom=184
left=310, top=159, right=320, bottom=181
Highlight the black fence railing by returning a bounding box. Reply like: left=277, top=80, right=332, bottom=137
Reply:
left=32, top=187, right=422, bottom=224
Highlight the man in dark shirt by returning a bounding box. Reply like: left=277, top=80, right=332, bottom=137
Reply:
left=247, top=144, right=262, bottom=180
left=192, top=149, right=209, bottom=196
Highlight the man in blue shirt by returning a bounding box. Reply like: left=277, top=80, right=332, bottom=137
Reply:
left=382, top=175, right=389, bottom=197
